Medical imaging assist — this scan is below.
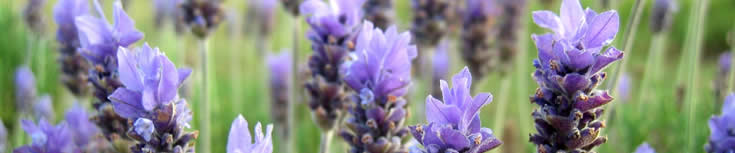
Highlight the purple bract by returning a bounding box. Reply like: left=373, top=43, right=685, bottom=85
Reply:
left=227, top=115, right=274, bottom=153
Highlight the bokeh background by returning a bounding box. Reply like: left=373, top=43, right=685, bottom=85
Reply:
left=0, top=0, right=734, bottom=152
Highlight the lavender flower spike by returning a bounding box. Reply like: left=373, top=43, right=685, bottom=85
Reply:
left=340, top=21, right=416, bottom=153
left=65, top=104, right=101, bottom=148
left=267, top=51, right=292, bottom=141
left=301, top=0, right=365, bottom=131
left=54, top=0, right=92, bottom=96
left=461, top=0, right=496, bottom=82
left=34, top=95, right=55, bottom=121
left=409, top=67, right=502, bottom=153
left=227, top=115, right=274, bottom=153
left=529, top=0, right=622, bottom=152
left=432, top=40, right=450, bottom=100
left=23, top=0, right=48, bottom=35
left=0, top=119, right=6, bottom=152
left=650, top=0, right=678, bottom=34
left=715, top=52, right=731, bottom=101
left=108, top=43, right=196, bottom=152
left=14, top=119, right=76, bottom=153
left=15, top=66, right=37, bottom=114
left=363, top=0, right=394, bottom=29
left=179, top=0, right=224, bottom=38
left=706, top=94, right=735, bottom=153
left=634, top=143, right=656, bottom=153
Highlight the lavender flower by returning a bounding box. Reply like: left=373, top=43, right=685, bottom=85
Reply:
left=650, top=0, right=678, bottom=34
left=634, top=143, right=656, bottom=153
left=706, top=94, right=735, bottom=153
left=54, top=0, right=92, bottom=96
left=411, top=0, right=451, bottom=46
left=461, top=0, right=496, bottom=82
left=495, top=0, right=527, bottom=73
left=65, top=105, right=101, bottom=147
left=715, top=52, right=731, bottom=101
left=267, top=51, right=292, bottom=140
left=301, top=0, right=365, bottom=131
left=363, top=0, right=394, bottom=29
left=34, top=95, right=55, bottom=121
left=529, top=0, right=622, bottom=152
left=108, top=44, right=196, bottom=152
left=14, top=119, right=76, bottom=153
left=23, top=0, right=48, bottom=35
left=227, top=115, right=274, bottom=153
left=409, top=67, right=502, bottom=153
left=75, top=0, right=143, bottom=140
left=15, top=66, right=37, bottom=114
left=0, top=119, right=6, bottom=152
left=616, top=73, right=631, bottom=102
left=179, top=0, right=224, bottom=38
left=248, top=0, right=278, bottom=37
left=340, top=21, right=417, bottom=153
left=432, top=40, right=450, bottom=100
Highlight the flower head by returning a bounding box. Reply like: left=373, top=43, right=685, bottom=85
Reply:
left=23, top=0, right=48, bottom=35
left=64, top=104, right=101, bottom=147
left=706, top=94, right=735, bottom=153
left=300, top=0, right=365, bottom=40
left=634, top=143, right=656, bottom=153
left=409, top=67, right=502, bottom=153
left=250, top=0, right=278, bottom=32
left=15, top=66, right=37, bottom=114
left=411, top=0, right=452, bottom=46
left=76, top=0, right=143, bottom=66
left=227, top=115, right=274, bottom=153
left=14, top=119, right=76, bottom=153
left=461, top=0, right=496, bottom=82
left=267, top=51, right=292, bottom=138
left=54, top=0, right=92, bottom=96
left=529, top=0, right=621, bottom=152
left=616, top=73, right=631, bottom=102
left=108, top=44, right=196, bottom=152
left=179, top=0, right=224, bottom=38
left=344, top=21, right=417, bottom=103
left=650, top=0, right=677, bottom=33
left=34, top=95, right=55, bottom=121
left=363, top=0, right=394, bottom=29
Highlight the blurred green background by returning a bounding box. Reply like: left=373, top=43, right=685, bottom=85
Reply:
left=1, top=0, right=734, bottom=152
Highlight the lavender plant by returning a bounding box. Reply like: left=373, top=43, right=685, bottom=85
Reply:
left=409, top=67, right=502, bottom=153
left=15, top=66, right=37, bottom=114
left=364, top=0, right=394, bottom=29
left=14, top=106, right=104, bottom=153
left=301, top=0, right=364, bottom=134
left=267, top=51, right=292, bottom=146
left=649, top=0, right=678, bottom=34
left=75, top=0, right=143, bottom=141
left=495, top=0, right=526, bottom=74
left=22, top=0, right=47, bottom=36
left=460, top=0, right=495, bottom=83
left=226, top=115, right=274, bottom=153
left=53, top=0, right=92, bottom=96
left=717, top=52, right=733, bottom=102
left=529, top=0, right=622, bottom=152
left=706, top=94, right=735, bottom=153
left=339, top=21, right=416, bottom=153
left=108, top=43, right=196, bottom=153
left=634, top=143, right=655, bottom=153
left=432, top=40, right=450, bottom=100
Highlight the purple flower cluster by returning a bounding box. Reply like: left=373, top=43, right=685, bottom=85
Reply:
left=14, top=106, right=102, bottom=153
left=706, top=94, right=735, bottom=153
left=54, top=0, right=92, bottom=96
left=15, top=66, right=37, bottom=114
left=73, top=0, right=143, bottom=141
left=716, top=52, right=731, bottom=101
left=363, top=0, right=394, bottom=29
left=495, top=0, right=527, bottom=73
left=300, top=0, right=365, bottom=131
left=108, top=44, right=196, bottom=152
left=227, top=115, right=274, bottom=153
left=460, top=0, right=496, bottom=82
left=409, top=67, right=502, bottom=153
left=179, top=0, right=224, bottom=38
left=34, top=95, right=55, bottom=121
left=529, top=0, right=622, bottom=152
left=411, top=0, right=451, bottom=46
left=650, top=0, right=677, bottom=34
left=634, top=143, right=656, bottom=153
left=340, top=21, right=417, bottom=153
left=267, top=51, right=292, bottom=139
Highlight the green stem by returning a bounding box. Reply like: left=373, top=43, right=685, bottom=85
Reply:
left=636, top=34, right=666, bottom=113
left=198, top=38, right=211, bottom=153
left=685, top=0, right=709, bottom=151
left=319, top=130, right=334, bottom=153
left=516, top=1, right=531, bottom=151
left=490, top=77, right=511, bottom=153
left=728, top=25, right=735, bottom=94
left=288, top=16, right=300, bottom=153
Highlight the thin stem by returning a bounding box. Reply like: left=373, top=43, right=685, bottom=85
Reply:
left=198, top=38, right=211, bottom=153
left=728, top=26, right=735, bottom=94
left=288, top=16, right=300, bottom=153
left=685, top=0, right=709, bottom=151
left=515, top=1, right=531, bottom=151
left=490, top=77, right=511, bottom=153
left=602, top=0, right=646, bottom=122
left=636, top=34, right=666, bottom=114
left=319, top=130, right=334, bottom=153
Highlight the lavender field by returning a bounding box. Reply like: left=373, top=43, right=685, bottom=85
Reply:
left=0, top=0, right=734, bottom=152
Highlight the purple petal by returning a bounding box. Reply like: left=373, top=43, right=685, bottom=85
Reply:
left=533, top=34, right=555, bottom=69
left=109, top=88, right=144, bottom=119
left=425, top=96, right=461, bottom=125
left=227, top=114, right=252, bottom=153
left=532, top=11, right=562, bottom=34
left=75, top=15, right=112, bottom=49
left=583, top=11, right=619, bottom=48
left=178, top=68, right=192, bottom=86
left=157, top=55, right=179, bottom=103
left=560, top=0, right=584, bottom=38
left=562, top=74, right=591, bottom=94
left=566, top=48, right=595, bottom=71
left=117, top=47, right=144, bottom=91
left=439, top=127, right=470, bottom=150
left=299, top=0, right=328, bottom=16
left=634, top=143, right=656, bottom=153
left=459, top=93, right=492, bottom=133
left=590, top=47, right=623, bottom=73
left=574, top=91, right=613, bottom=111
left=113, top=1, right=142, bottom=46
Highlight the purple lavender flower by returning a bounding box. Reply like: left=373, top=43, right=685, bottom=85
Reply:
left=363, top=0, right=394, bottom=29
left=706, top=94, right=735, bottom=153
left=634, top=143, right=656, bottom=153
left=409, top=67, right=502, bottom=153
left=529, top=0, right=622, bottom=152
left=34, top=95, right=55, bottom=121
left=340, top=21, right=417, bottom=153
left=616, top=73, right=631, bottom=102
left=249, top=0, right=278, bottom=37
left=108, top=43, right=196, bottom=152
left=461, top=0, right=496, bottom=82
left=227, top=114, right=274, bottom=153
left=495, top=0, right=527, bottom=73
left=267, top=51, right=292, bottom=139
left=14, top=119, right=76, bottom=153
left=179, top=0, right=224, bottom=38
left=716, top=52, right=731, bottom=101
left=650, top=0, right=678, bottom=34
left=432, top=40, right=450, bottom=100
left=411, top=0, right=451, bottom=46
left=0, top=119, right=6, bottom=152
left=301, top=0, right=365, bottom=131
left=23, top=0, right=48, bottom=35
left=65, top=104, right=101, bottom=147
left=54, top=0, right=92, bottom=96
left=15, top=66, right=37, bottom=114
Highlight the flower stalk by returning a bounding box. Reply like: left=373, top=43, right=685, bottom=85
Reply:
left=684, top=0, right=709, bottom=151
